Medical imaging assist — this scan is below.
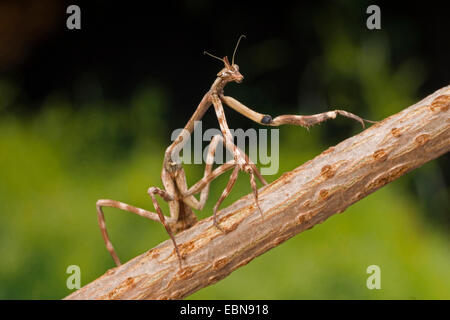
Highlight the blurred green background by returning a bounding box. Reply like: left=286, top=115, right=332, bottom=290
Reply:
left=0, top=1, right=448, bottom=299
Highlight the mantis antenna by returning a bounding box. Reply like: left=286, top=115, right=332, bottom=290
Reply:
left=232, top=34, right=246, bottom=65
left=203, top=51, right=224, bottom=63
left=203, top=34, right=246, bottom=65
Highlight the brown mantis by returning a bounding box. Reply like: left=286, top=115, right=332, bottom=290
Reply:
left=96, top=35, right=373, bottom=268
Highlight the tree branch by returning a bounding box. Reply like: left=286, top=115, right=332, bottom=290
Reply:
left=65, top=85, right=450, bottom=300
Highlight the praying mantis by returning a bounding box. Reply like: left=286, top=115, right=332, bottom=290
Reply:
left=96, top=35, right=373, bottom=268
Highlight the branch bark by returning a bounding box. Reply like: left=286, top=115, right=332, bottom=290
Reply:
left=65, top=85, right=450, bottom=300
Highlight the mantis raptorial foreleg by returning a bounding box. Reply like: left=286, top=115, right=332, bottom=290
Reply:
left=220, top=95, right=375, bottom=128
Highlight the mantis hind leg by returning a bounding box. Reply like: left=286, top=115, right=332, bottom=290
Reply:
left=96, top=170, right=192, bottom=268
left=96, top=199, right=162, bottom=266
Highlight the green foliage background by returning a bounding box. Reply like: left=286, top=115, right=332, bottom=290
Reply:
left=0, top=2, right=448, bottom=299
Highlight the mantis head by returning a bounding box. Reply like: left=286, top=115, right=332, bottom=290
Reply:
left=216, top=56, right=243, bottom=83
left=204, top=35, right=246, bottom=84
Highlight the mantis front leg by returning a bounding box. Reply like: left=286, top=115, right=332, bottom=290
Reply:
left=220, top=95, right=374, bottom=128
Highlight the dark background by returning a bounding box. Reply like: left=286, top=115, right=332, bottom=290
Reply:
left=4, top=1, right=449, bottom=118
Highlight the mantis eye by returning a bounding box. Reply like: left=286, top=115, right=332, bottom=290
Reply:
left=218, top=70, right=231, bottom=77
